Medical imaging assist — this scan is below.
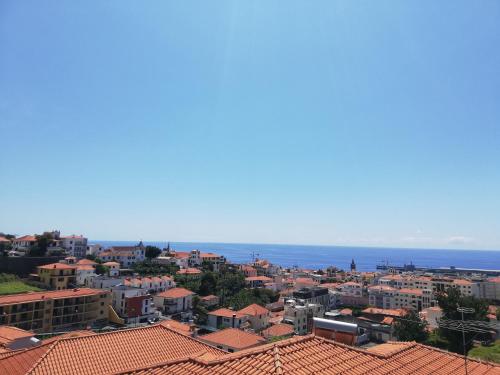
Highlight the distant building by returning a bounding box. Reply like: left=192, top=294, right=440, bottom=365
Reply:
left=11, top=235, right=37, bottom=254
left=99, top=242, right=145, bottom=267
left=350, top=259, right=356, bottom=272
left=109, top=285, right=154, bottom=324
left=60, top=235, right=88, bottom=258
left=207, top=308, right=249, bottom=330
left=153, top=288, right=195, bottom=315
left=283, top=299, right=325, bottom=335
left=238, top=303, right=270, bottom=331
left=37, top=263, right=77, bottom=290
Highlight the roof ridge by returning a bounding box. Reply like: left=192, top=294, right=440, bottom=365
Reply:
left=273, top=345, right=283, bottom=375
left=26, top=340, right=61, bottom=374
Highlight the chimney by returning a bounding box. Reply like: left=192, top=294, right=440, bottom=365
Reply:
left=232, top=313, right=236, bottom=328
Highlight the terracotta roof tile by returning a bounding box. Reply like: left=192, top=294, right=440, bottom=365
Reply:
left=200, top=328, right=265, bottom=350
left=0, top=342, right=52, bottom=375
left=262, top=324, right=295, bottom=338
left=0, top=288, right=107, bottom=306
left=209, top=308, right=247, bottom=319
left=37, top=263, right=76, bottom=270
left=20, top=324, right=224, bottom=375
left=0, top=326, right=33, bottom=344
left=238, top=303, right=269, bottom=317
left=114, top=335, right=500, bottom=375
left=156, top=287, right=195, bottom=299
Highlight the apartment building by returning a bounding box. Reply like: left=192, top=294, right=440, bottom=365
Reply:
left=60, top=235, right=88, bottom=258
left=368, top=285, right=397, bottom=309
left=237, top=303, right=271, bottom=331
left=207, top=308, right=249, bottom=330
left=394, top=288, right=433, bottom=311
left=37, top=263, right=77, bottom=290
left=0, top=288, right=110, bottom=333
left=110, top=285, right=154, bottom=324
left=283, top=299, right=325, bottom=335
left=11, top=235, right=37, bottom=253
left=98, top=242, right=146, bottom=267
left=153, top=288, right=195, bottom=315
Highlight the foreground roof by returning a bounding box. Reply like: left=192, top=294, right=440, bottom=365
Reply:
left=115, top=335, right=500, bottom=375
left=5, top=324, right=224, bottom=375
left=0, top=326, right=33, bottom=345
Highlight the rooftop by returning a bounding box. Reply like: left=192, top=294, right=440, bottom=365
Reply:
left=200, top=328, right=265, bottom=350
left=37, top=263, right=76, bottom=270
left=114, top=335, right=500, bottom=375
left=0, top=288, right=106, bottom=306
left=156, top=287, right=195, bottom=299
left=262, top=323, right=295, bottom=338
left=209, top=308, right=247, bottom=319
left=0, top=327, right=33, bottom=345
left=238, top=303, right=269, bottom=317
left=0, top=324, right=224, bottom=375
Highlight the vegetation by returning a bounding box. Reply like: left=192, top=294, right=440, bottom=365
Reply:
left=0, top=273, right=42, bottom=295
left=145, top=246, right=162, bottom=260
left=469, top=340, right=500, bottom=364
left=393, top=309, right=428, bottom=343
left=436, top=287, right=489, bottom=354
left=95, top=264, right=109, bottom=275
left=28, top=232, right=54, bottom=257
left=226, top=288, right=279, bottom=310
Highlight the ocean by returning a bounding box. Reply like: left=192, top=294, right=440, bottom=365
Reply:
left=93, top=241, right=500, bottom=272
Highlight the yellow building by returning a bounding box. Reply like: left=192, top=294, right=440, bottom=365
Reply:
left=37, top=263, right=77, bottom=290
left=0, top=288, right=110, bottom=333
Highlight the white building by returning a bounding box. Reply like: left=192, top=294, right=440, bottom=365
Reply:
left=153, top=288, right=195, bottom=315
left=110, top=285, right=154, bottom=324
left=99, top=242, right=146, bottom=267
left=283, top=300, right=325, bottom=335
left=60, top=235, right=88, bottom=258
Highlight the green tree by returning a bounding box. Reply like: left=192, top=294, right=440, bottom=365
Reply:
left=29, top=233, right=54, bottom=257
left=437, top=287, right=489, bottom=353
left=199, top=272, right=217, bottom=296
left=145, top=246, right=162, bottom=260
left=394, top=309, right=428, bottom=343
left=95, top=264, right=109, bottom=275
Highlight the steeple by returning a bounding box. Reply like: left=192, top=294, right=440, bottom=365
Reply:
left=350, top=259, right=356, bottom=272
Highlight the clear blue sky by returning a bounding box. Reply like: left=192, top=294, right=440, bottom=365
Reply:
left=1, top=1, right=499, bottom=249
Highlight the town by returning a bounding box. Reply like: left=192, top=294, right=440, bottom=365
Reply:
left=0, top=230, right=499, bottom=374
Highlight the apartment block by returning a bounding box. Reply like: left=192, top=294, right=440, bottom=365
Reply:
left=0, top=288, right=110, bottom=333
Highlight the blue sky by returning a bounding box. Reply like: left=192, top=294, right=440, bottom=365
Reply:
left=1, top=1, right=499, bottom=249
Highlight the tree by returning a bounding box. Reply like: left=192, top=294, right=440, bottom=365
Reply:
left=95, top=264, right=109, bottom=275
left=437, top=287, right=489, bottom=353
left=29, top=232, right=54, bottom=257
left=145, top=246, right=161, bottom=260
left=199, top=272, right=217, bottom=296
left=394, top=310, right=428, bottom=343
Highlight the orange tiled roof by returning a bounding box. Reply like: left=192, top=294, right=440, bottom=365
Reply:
left=37, top=262, right=76, bottom=270
left=200, top=328, right=265, bottom=350
left=453, top=279, right=473, bottom=286
left=177, top=268, right=202, bottom=275
left=77, top=265, right=95, bottom=271
left=0, top=342, right=52, bottom=375
left=245, top=276, right=272, bottom=282
left=0, top=326, right=33, bottom=344
left=0, top=288, right=107, bottom=306
left=159, top=320, right=193, bottom=335
left=16, top=324, right=224, bottom=375
left=0, top=236, right=11, bottom=243
left=200, top=252, right=220, bottom=258
left=41, top=330, right=94, bottom=344
left=362, top=307, right=406, bottom=317
left=238, top=303, right=269, bottom=317
left=14, top=235, right=36, bottom=242
left=262, top=323, right=294, bottom=338
left=156, top=287, right=195, bottom=299
left=114, top=335, right=500, bottom=375
left=209, top=308, right=247, bottom=319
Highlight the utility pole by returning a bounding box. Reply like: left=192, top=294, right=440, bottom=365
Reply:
left=457, top=306, right=475, bottom=375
